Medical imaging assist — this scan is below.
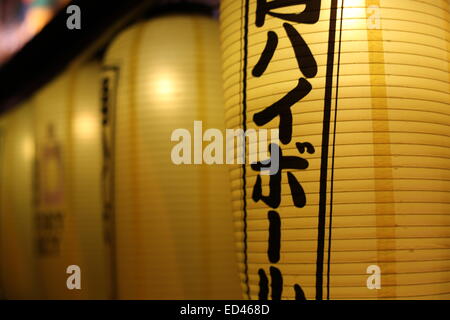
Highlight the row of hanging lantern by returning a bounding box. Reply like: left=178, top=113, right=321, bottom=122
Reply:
left=0, top=0, right=242, bottom=300
left=0, top=0, right=449, bottom=300
left=0, top=62, right=110, bottom=299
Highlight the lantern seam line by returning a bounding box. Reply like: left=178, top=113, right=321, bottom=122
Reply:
left=327, top=0, right=345, bottom=300
left=241, top=0, right=251, bottom=300
left=316, top=0, right=340, bottom=301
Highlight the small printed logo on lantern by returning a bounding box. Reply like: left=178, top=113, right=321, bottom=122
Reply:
left=171, top=121, right=280, bottom=175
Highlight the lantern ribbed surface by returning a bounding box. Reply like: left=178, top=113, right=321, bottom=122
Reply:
left=103, top=13, right=242, bottom=299
left=220, top=0, right=450, bottom=299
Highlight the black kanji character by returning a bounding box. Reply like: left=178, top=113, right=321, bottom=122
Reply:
left=256, top=0, right=322, bottom=27
left=253, top=78, right=312, bottom=144
left=253, top=24, right=317, bottom=79
left=258, top=266, right=283, bottom=300
left=251, top=142, right=315, bottom=208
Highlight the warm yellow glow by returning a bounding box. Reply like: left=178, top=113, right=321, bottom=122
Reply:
left=103, top=14, right=242, bottom=299
left=344, top=0, right=366, bottom=8
left=342, top=0, right=367, bottom=28
left=344, top=4, right=366, bottom=19
left=74, top=114, right=97, bottom=139
left=154, top=74, right=175, bottom=97
left=21, top=136, right=34, bottom=160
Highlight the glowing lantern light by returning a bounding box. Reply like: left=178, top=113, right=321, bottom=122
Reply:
left=220, top=0, right=450, bottom=299
left=103, top=12, right=242, bottom=299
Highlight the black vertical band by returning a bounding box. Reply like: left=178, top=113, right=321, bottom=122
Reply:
left=316, top=0, right=339, bottom=300
left=101, top=65, right=120, bottom=300
left=242, top=0, right=251, bottom=299
left=268, top=210, right=281, bottom=263
left=327, top=0, right=345, bottom=300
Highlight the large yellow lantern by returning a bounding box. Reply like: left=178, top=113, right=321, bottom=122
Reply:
left=103, top=12, right=242, bottom=299
left=0, top=103, right=39, bottom=299
left=32, top=61, right=110, bottom=299
left=220, top=0, right=450, bottom=299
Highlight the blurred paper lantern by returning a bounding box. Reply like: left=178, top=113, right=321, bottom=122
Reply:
left=103, top=12, right=242, bottom=299
left=0, top=103, right=40, bottom=299
left=220, top=0, right=450, bottom=300
left=32, top=61, right=110, bottom=299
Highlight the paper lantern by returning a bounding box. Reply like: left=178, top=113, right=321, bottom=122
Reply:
left=220, top=0, right=450, bottom=300
left=0, top=103, right=40, bottom=299
left=103, top=12, right=242, bottom=299
left=32, top=61, right=110, bottom=299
